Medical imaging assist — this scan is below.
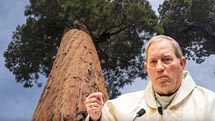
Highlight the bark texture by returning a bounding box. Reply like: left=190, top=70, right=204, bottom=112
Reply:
left=32, top=29, right=108, bottom=121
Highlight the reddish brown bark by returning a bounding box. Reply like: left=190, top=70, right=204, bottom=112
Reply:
left=32, top=29, right=108, bottom=121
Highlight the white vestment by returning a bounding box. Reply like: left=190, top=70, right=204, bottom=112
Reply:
left=86, top=71, right=215, bottom=121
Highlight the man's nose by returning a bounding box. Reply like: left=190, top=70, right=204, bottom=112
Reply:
left=156, top=60, right=164, bottom=72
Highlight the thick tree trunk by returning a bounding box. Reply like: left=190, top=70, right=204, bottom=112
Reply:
left=32, top=29, right=108, bottom=121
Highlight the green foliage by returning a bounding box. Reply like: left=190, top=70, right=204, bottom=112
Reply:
left=158, top=0, right=215, bottom=63
left=5, top=0, right=215, bottom=98
left=4, top=0, right=157, bottom=98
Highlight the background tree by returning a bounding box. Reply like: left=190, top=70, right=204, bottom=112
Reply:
left=4, top=0, right=157, bottom=99
left=158, top=0, right=215, bottom=63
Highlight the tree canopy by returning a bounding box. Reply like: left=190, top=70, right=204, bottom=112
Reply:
left=4, top=0, right=215, bottom=98
left=4, top=0, right=157, bottom=98
left=158, top=0, right=215, bottom=63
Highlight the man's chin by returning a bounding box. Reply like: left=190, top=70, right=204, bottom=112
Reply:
left=159, top=81, right=171, bottom=87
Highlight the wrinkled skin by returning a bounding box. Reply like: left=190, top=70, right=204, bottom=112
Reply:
left=144, top=39, right=186, bottom=95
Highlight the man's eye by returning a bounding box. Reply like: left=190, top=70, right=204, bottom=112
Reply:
left=150, top=60, right=156, bottom=63
left=163, top=58, right=172, bottom=63
left=149, top=60, right=157, bottom=66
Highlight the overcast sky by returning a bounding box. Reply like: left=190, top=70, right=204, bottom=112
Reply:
left=0, top=0, right=42, bottom=121
left=0, top=0, right=214, bottom=121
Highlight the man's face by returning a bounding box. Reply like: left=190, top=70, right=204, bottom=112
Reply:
left=144, top=40, right=186, bottom=95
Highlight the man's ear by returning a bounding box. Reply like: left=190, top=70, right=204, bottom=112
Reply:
left=180, top=57, right=186, bottom=70
left=144, top=62, right=147, bottom=71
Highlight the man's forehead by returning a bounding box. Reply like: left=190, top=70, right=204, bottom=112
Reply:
left=148, top=39, right=174, bottom=51
left=148, top=52, right=173, bottom=58
left=147, top=41, right=175, bottom=58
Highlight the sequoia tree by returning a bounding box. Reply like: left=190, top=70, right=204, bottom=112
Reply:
left=32, top=26, right=109, bottom=121
left=4, top=0, right=157, bottom=98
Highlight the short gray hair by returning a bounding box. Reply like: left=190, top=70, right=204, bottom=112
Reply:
left=144, top=35, right=183, bottom=61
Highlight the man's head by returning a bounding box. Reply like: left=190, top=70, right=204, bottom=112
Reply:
left=144, top=35, right=186, bottom=95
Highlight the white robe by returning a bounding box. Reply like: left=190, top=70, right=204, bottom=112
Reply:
left=86, top=71, right=215, bottom=121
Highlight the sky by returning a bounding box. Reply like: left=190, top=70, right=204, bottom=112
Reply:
left=0, top=0, right=214, bottom=121
left=0, top=0, right=43, bottom=121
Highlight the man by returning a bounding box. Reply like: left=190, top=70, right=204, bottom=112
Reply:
left=85, top=35, right=215, bottom=121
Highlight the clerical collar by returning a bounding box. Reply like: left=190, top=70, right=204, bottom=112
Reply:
left=154, top=91, right=177, bottom=111
left=156, top=89, right=178, bottom=96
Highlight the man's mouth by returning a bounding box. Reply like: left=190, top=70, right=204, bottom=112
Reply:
left=156, top=75, right=168, bottom=80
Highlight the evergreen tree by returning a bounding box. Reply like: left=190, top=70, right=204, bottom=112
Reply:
left=4, top=0, right=158, bottom=98
left=158, top=0, right=215, bottom=63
